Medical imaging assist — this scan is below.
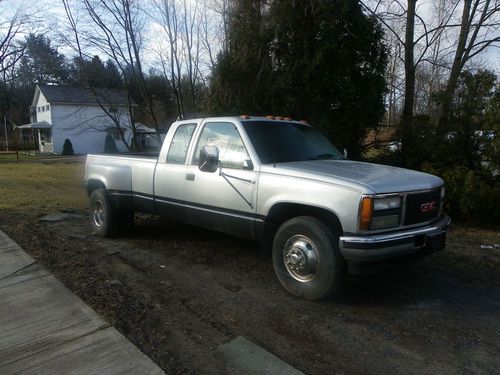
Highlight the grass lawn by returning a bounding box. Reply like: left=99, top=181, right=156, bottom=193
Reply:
left=0, top=160, right=88, bottom=218
left=0, top=152, right=56, bottom=161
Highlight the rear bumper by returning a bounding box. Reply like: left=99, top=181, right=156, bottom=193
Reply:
left=339, top=215, right=451, bottom=262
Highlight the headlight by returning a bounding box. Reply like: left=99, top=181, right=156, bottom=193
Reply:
left=373, top=197, right=401, bottom=210
left=370, top=215, right=400, bottom=229
left=359, top=196, right=402, bottom=230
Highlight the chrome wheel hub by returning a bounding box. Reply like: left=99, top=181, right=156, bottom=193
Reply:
left=283, top=235, right=319, bottom=282
left=93, top=200, right=105, bottom=227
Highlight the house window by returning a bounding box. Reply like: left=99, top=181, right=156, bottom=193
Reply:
left=41, top=106, right=45, bottom=112
left=37, top=107, right=41, bottom=113
left=46, top=104, right=50, bottom=111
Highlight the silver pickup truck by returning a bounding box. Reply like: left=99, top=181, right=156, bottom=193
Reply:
left=84, top=116, right=450, bottom=300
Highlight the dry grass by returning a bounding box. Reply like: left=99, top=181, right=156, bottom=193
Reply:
left=0, top=152, right=59, bottom=161
left=0, top=160, right=87, bottom=218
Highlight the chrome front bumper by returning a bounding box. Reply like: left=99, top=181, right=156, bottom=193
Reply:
left=339, top=216, right=451, bottom=262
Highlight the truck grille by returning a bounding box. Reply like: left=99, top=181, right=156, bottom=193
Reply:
left=404, top=189, right=441, bottom=225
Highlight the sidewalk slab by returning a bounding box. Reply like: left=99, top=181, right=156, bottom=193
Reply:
left=218, top=336, right=305, bottom=375
left=0, top=229, right=164, bottom=375
left=0, top=231, right=35, bottom=279
left=1, top=327, right=164, bottom=375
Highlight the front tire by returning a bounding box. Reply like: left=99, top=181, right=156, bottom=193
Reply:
left=89, top=188, right=121, bottom=237
left=272, top=216, right=343, bottom=300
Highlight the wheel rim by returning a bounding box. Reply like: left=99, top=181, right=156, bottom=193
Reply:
left=93, top=200, right=105, bottom=227
left=283, top=235, right=320, bottom=282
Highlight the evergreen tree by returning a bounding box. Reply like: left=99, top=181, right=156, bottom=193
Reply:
left=61, top=138, right=74, bottom=155
left=16, top=34, right=69, bottom=87
left=209, top=0, right=387, bottom=158
left=69, top=56, right=123, bottom=89
left=104, top=59, right=122, bottom=88
left=209, top=0, right=273, bottom=115
left=444, top=70, right=497, bottom=170
left=104, top=134, right=119, bottom=153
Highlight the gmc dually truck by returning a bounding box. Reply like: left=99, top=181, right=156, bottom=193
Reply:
left=84, top=116, right=450, bottom=300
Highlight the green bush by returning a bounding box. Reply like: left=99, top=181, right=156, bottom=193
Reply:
left=421, top=163, right=500, bottom=226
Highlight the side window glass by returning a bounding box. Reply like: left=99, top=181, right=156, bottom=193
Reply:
left=193, top=122, right=250, bottom=169
left=166, top=123, right=196, bottom=164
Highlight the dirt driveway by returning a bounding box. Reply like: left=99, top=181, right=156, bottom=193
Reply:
left=1, top=211, right=499, bottom=374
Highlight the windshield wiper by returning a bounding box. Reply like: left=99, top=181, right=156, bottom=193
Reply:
left=312, top=153, right=340, bottom=160
left=274, top=154, right=340, bottom=163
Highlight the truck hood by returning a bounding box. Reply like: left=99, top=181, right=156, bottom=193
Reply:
left=266, top=160, right=443, bottom=194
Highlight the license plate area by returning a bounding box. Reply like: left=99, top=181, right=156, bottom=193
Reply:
left=426, top=232, right=446, bottom=253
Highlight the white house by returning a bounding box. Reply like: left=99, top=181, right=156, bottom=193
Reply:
left=18, top=85, right=136, bottom=154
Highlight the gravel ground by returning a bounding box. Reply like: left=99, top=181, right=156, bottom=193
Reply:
left=1, top=211, right=499, bottom=374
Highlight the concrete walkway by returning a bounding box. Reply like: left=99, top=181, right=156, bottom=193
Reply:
left=0, top=229, right=164, bottom=375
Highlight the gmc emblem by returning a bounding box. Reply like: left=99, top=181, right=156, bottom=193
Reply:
left=420, top=201, right=437, bottom=213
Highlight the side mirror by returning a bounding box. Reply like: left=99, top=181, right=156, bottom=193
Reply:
left=242, top=159, right=253, bottom=170
left=199, top=145, right=219, bottom=173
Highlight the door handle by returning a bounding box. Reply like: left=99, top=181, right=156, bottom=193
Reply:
left=186, top=173, right=195, bottom=181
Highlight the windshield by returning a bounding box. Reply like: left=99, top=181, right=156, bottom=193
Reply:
left=242, top=121, right=343, bottom=164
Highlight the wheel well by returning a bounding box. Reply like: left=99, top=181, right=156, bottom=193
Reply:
left=86, top=179, right=105, bottom=196
left=265, top=203, right=343, bottom=240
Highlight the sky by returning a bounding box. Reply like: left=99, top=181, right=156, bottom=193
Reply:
left=1, top=0, right=499, bottom=74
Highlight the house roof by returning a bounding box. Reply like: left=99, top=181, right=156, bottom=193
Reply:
left=17, top=121, right=52, bottom=129
left=135, top=123, right=156, bottom=133
left=34, top=85, right=135, bottom=107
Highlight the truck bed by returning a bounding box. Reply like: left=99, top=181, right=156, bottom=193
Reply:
left=93, top=152, right=159, bottom=159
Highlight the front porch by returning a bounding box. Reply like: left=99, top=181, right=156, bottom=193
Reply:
left=16, top=121, right=54, bottom=154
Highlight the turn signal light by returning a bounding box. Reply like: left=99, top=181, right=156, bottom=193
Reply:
left=359, top=197, right=373, bottom=230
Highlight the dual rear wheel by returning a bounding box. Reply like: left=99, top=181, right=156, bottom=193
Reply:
left=89, top=188, right=133, bottom=237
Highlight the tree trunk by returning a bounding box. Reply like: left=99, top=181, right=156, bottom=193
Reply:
left=437, top=0, right=472, bottom=132
left=400, top=0, right=416, bottom=167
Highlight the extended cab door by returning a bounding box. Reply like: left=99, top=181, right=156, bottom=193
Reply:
left=184, top=120, right=260, bottom=239
left=154, top=121, right=199, bottom=220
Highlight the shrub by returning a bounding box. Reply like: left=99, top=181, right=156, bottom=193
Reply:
left=421, top=164, right=500, bottom=226
left=104, top=134, right=118, bottom=153
left=61, top=139, right=74, bottom=155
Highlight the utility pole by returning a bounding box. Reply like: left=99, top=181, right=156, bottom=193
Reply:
left=3, top=116, right=8, bottom=152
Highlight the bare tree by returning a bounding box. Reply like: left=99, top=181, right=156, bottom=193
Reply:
left=62, top=0, right=136, bottom=150
left=201, top=0, right=229, bottom=68
left=385, top=37, right=404, bottom=129
left=437, top=0, right=500, bottom=129
left=182, top=0, right=201, bottom=112
left=152, top=0, right=185, bottom=119
left=361, top=0, right=468, bottom=164
left=0, top=1, right=42, bottom=81
left=65, top=0, right=163, bottom=147
left=0, top=9, right=24, bottom=78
